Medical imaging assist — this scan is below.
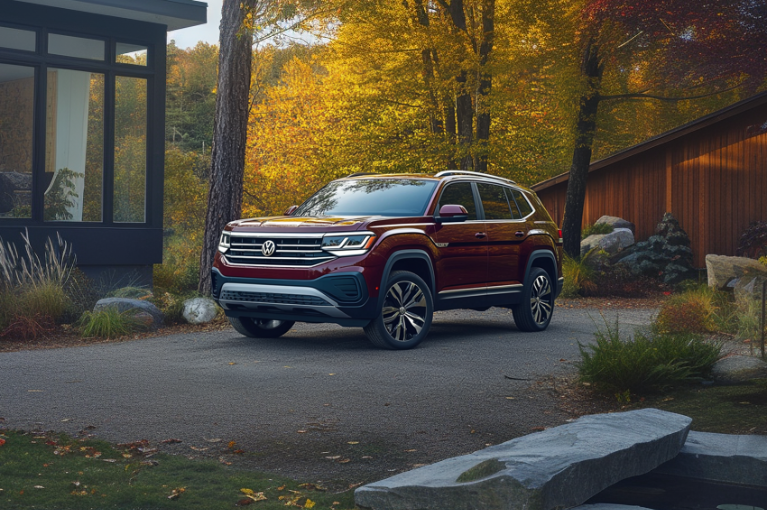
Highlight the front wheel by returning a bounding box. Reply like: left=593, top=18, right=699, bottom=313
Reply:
left=364, top=270, right=433, bottom=350
left=228, top=317, right=295, bottom=338
left=512, top=267, right=554, bottom=332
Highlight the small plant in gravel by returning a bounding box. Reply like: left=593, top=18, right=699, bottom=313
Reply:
left=581, top=222, right=614, bottom=239
left=578, top=319, right=722, bottom=395
left=77, top=308, right=148, bottom=338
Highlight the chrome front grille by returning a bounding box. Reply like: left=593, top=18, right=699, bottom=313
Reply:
left=224, top=234, right=335, bottom=267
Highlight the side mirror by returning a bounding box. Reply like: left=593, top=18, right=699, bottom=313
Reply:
left=435, top=204, right=468, bottom=223
left=283, top=205, right=298, bottom=216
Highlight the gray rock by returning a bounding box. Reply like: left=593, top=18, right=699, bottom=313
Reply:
left=573, top=505, right=654, bottom=510
left=581, top=229, right=635, bottom=258
left=354, top=409, right=691, bottom=510
left=653, top=431, right=767, bottom=488
left=706, top=254, right=767, bottom=290
left=595, top=215, right=636, bottom=234
left=712, top=355, right=767, bottom=383
left=94, top=297, right=164, bottom=330
left=183, top=297, right=218, bottom=324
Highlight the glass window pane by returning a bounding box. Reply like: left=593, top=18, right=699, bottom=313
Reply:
left=0, top=26, right=36, bottom=52
left=0, top=63, right=35, bottom=219
left=437, top=182, right=477, bottom=220
left=48, top=33, right=104, bottom=60
left=44, top=69, right=103, bottom=222
left=114, top=76, right=146, bottom=223
left=116, top=42, right=147, bottom=66
left=510, top=189, right=533, bottom=217
left=477, top=183, right=512, bottom=220
left=504, top=188, right=522, bottom=219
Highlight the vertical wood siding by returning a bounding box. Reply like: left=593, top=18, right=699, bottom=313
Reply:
left=536, top=103, right=767, bottom=267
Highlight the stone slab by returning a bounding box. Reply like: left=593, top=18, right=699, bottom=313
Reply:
left=355, top=409, right=691, bottom=510
left=653, top=431, right=767, bottom=488
left=572, top=505, right=653, bottom=510
left=706, top=254, right=767, bottom=289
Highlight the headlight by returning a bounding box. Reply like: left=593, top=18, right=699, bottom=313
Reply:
left=321, top=233, right=376, bottom=256
left=218, top=232, right=230, bottom=254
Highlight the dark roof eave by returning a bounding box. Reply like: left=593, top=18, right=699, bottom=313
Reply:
left=13, top=0, right=207, bottom=31
left=532, top=90, right=767, bottom=193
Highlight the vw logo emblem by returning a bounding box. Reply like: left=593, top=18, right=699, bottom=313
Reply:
left=261, top=240, right=276, bottom=257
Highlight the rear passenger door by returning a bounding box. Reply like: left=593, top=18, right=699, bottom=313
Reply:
left=433, top=181, right=489, bottom=301
left=476, top=183, right=528, bottom=300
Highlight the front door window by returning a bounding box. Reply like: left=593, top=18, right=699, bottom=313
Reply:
left=0, top=63, right=34, bottom=219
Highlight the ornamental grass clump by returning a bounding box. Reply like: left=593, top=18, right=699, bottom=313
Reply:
left=578, top=320, right=721, bottom=395
left=581, top=222, right=614, bottom=239
left=0, top=230, right=75, bottom=339
left=77, top=308, right=148, bottom=338
left=560, top=253, right=597, bottom=298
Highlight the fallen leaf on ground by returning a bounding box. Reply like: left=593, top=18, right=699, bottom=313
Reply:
left=228, top=441, right=237, bottom=449
left=325, top=455, right=340, bottom=460
left=161, top=438, right=182, bottom=444
left=204, top=438, right=222, bottom=443
left=299, top=483, right=326, bottom=491
left=337, top=458, right=351, bottom=463
left=404, top=449, right=416, bottom=452
left=0, top=439, right=5, bottom=447
left=347, top=441, right=359, bottom=445
left=236, top=499, right=253, bottom=506
left=297, top=430, right=307, bottom=433
left=168, top=487, right=185, bottom=500
left=189, top=446, right=208, bottom=451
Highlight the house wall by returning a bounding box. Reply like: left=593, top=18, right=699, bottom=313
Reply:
left=536, top=102, right=767, bottom=267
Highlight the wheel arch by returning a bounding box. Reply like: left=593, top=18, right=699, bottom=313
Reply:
left=524, top=249, right=558, bottom=288
left=378, top=250, right=436, bottom=309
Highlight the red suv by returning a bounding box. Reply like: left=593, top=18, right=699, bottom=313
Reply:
left=212, top=171, right=563, bottom=349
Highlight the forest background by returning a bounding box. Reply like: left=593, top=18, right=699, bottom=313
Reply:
left=158, top=0, right=767, bottom=292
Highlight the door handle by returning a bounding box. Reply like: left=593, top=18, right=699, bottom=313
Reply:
left=475, top=232, right=487, bottom=238
left=515, top=231, right=525, bottom=238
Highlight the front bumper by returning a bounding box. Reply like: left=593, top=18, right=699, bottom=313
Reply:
left=211, top=268, right=377, bottom=327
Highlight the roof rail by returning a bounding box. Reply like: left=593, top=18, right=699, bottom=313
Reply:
left=346, top=172, right=378, bottom=178
left=434, top=170, right=517, bottom=185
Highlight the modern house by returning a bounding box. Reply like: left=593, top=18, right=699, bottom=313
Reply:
left=0, top=0, right=206, bottom=285
left=532, top=92, right=767, bottom=267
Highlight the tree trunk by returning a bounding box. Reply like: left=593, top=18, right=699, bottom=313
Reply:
left=198, top=0, right=253, bottom=295
left=562, top=42, right=603, bottom=259
left=412, top=0, right=442, bottom=135
left=474, top=0, right=494, bottom=173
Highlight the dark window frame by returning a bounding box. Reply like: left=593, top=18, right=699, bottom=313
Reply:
left=0, top=0, right=167, bottom=266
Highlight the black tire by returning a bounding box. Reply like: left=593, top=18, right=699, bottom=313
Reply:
left=364, top=270, right=433, bottom=350
left=512, top=267, right=554, bottom=332
left=228, top=317, right=295, bottom=338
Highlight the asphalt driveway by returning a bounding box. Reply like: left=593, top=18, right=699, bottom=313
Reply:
left=0, top=306, right=655, bottom=485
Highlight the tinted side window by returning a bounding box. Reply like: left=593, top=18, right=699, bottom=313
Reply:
left=504, top=188, right=522, bottom=219
left=477, top=183, right=512, bottom=220
left=509, top=189, right=533, bottom=217
left=437, top=182, right=477, bottom=220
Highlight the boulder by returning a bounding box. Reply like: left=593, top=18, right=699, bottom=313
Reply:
left=581, top=229, right=635, bottom=258
left=183, top=297, right=218, bottom=324
left=613, top=213, right=696, bottom=284
left=94, top=297, right=164, bottom=330
left=711, top=355, right=767, bottom=384
left=706, top=254, right=767, bottom=290
left=595, top=215, right=636, bottom=234
left=110, top=286, right=153, bottom=299
left=653, top=431, right=767, bottom=488
left=354, top=409, right=691, bottom=510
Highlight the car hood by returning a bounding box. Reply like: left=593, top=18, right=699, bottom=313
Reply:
left=228, top=216, right=374, bottom=233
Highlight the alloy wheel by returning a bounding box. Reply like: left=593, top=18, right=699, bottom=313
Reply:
left=382, top=281, right=427, bottom=342
left=530, top=274, right=553, bottom=325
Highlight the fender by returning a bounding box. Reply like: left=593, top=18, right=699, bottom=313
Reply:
left=377, top=249, right=436, bottom=310
left=523, top=249, right=559, bottom=282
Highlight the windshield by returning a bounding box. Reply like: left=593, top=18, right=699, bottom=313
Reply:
left=294, top=179, right=438, bottom=217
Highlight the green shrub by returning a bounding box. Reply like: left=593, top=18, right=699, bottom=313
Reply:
left=150, top=292, right=189, bottom=325
left=654, top=285, right=716, bottom=334
left=109, top=286, right=153, bottom=299
left=578, top=320, right=722, bottom=395
left=561, top=253, right=597, bottom=298
left=581, top=222, right=614, bottom=239
left=77, top=308, right=148, bottom=338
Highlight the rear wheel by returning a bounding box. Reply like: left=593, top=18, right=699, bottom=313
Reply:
left=512, top=267, right=554, bottom=332
left=364, top=270, right=433, bottom=350
left=229, top=317, right=295, bottom=338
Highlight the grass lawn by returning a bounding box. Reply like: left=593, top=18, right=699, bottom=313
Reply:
left=640, top=378, right=767, bottom=435
left=0, top=431, right=356, bottom=510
